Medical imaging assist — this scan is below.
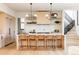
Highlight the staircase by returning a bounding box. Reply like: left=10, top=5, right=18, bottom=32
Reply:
left=64, top=20, right=75, bottom=34
left=64, top=12, right=75, bottom=34
left=64, top=12, right=79, bottom=46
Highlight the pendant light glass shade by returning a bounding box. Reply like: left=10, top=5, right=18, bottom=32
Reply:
left=25, top=3, right=37, bottom=20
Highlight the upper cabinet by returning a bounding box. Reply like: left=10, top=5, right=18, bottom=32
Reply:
left=36, top=12, right=50, bottom=24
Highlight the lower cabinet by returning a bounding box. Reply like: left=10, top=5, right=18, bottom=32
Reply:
left=0, top=34, right=5, bottom=48
left=4, top=35, right=14, bottom=46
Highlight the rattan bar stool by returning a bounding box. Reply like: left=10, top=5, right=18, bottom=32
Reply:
left=28, top=35, right=37, bottom=49
left=37, top=35, right=45, bottom=49
left=54, top=35, right=61, bottom=50
left=56, top=35, right=64, bottom=49
left=45, top=35, right=53, bottom=49
left=19, top=34, right=28, bottom=50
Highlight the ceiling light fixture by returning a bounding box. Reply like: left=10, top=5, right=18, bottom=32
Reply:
left=25, top=3, right=37, bottom=20
left=50, top=3, right=58, bottom=18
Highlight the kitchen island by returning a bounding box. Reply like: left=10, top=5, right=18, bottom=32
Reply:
left=16, top=33, right=64, bottom=50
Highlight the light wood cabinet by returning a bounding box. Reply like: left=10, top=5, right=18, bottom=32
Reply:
left=0, top=13, right=16, bottom=46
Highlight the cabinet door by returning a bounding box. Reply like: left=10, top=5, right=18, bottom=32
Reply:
left=36, top=12, right=50, bottom=24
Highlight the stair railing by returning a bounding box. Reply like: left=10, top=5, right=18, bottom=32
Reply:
left=64, top=12, right=75, bottom=34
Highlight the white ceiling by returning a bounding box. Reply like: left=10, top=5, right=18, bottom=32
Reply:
left=5, top=3, right=79, bottom=12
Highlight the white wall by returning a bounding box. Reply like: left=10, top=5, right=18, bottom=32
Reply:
left=76, top=10, right=79, bottom=35
left=0, top=4, right=15, bottom=17
left=65, top=10, right=77, bottom=20
left=64, top=10, right=77, bottom=28
left=15, top=12, right=27, bottom=18
left=65, top=10, right=76, bottom=28
left=25, top=25, right=56, bottom=33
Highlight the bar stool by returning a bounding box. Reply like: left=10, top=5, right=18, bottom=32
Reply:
left=19, top=34, right=28, bottom=50
left=28, top=35, right=37, bottom=49
left=57, top=35, right=64, bottom=49
left=53, top=35, right=56, bottom=49
left=61, top=35, right=64, bottom=49
left=56, top=35, right=61, bottom=49
left=54, top=35, right=61, bottom=50
left=37, top=35, right=45, bottom=49
left=45, top=35, right=53, bottom=49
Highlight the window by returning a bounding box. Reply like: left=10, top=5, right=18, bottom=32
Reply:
left=21, top=18, right=25, bottom=22
left=20, top=18, right=25, bottom=29
left=21, top=23, right=25, bottom=29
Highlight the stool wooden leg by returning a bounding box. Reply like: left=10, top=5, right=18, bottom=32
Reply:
left=20, top=40, right=23, bottom=50
left=36, top=39, right=37, bottom=49
left=52, top=39, right=54, bottom=49
left=53, top=39, right=55, bottom=50
left=37, top=39, right=38, bottom=49
left=45, top=39, right=46, bottom=49
left=44, top=40, right=45, bottom=49
left=52, top=39, right=53, bottom=49
left=28, top=39, right=29, bottom=49
left=36, top=39, right=38, bottom=49
left=54, top=39, right=56, bottom=50
left=55, top=39, right=57, bottom=50
left=26, top=40, right=28, bottom=48
left=46, top=40, right=47, bottom=48
left=29, top=40, right=31, bottom=48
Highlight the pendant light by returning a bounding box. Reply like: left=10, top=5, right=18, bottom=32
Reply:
left=30, top=3, right=32, bottom=20
left=50, top=3, right=58, bottom=18
left=25, top=3, right=33, bottom=20
left=30, top=3, right=37, bottom=20
left=50, top=3, right=52, bottom=14
left=50, top=3, right=52, bottom=20
left=25, top=3, right=37, bottom=20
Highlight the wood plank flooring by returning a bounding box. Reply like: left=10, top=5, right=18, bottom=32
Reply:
left=0, top=43, right=65, bottom=55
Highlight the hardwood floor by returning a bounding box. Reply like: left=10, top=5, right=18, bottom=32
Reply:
left=68, top=46, right=79, bottom=55
left=0, top=43, right=65, bottom=55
